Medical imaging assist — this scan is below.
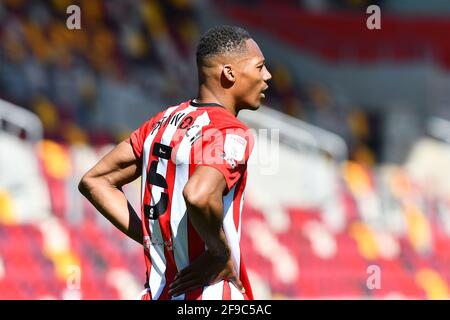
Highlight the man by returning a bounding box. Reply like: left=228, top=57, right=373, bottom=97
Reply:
left=79, top=25, right=271, bottom=300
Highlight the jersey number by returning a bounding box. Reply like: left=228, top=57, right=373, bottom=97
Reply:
left=144, top=142, right=172, bottom=220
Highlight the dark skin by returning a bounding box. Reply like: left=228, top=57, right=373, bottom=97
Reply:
left=79, top=38, right=271, bottom=298
left=78, top=141, right=143, bottom=245
left=196, top=38, right=272, bottom=116
left=169, top=38, right=272, bottom=297
left=169, top=166, right=240, bottom=297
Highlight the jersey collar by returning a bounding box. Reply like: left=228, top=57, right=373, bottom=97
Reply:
left=190, top=99, right=225, bottom=108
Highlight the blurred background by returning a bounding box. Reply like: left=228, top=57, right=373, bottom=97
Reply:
left=1, top=0, right=450, bottom=299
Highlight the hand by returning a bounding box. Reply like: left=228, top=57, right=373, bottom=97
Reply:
left=168, top=249, right=244, bottom=297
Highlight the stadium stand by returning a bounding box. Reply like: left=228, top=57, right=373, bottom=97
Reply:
left=2, top=101, right=450, bottom=299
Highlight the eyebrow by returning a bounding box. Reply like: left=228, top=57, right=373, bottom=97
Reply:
left=256, top=59, right=265, bottom=66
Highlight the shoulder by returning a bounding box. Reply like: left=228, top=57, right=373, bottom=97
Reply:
left=207, top=108, right=250, bottom=132
left=203, top=109, right=254, bottom=155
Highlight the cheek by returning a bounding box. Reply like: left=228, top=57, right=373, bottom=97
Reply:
left=244, top=74, right=261, bottom=91
left=236, top=73, right=261, bottom=98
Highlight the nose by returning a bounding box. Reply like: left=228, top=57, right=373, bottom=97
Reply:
left=264, top=67, right=272, bottom=81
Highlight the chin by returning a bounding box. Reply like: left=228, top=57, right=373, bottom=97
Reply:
left=237, top=98, right=262, bottom=112
left=240, top=104, right=260, bottom=112
left=253, top=100, right=263, bottom=109
left=249, top=100, right=263, bottom=110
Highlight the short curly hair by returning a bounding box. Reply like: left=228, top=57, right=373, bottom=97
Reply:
left=196, top=25, right=251, bottom=66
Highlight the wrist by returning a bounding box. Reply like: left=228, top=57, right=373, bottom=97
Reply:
left=209, top=245, right=230, bottom=258
left=207, top=235, right=230, bottom=260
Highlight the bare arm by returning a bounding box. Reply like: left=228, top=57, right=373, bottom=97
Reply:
left=78, top=140, right=143, bottom=245
left=182, top=166, right=229, bottom=257
left=168, top=166, right=243, bottom=297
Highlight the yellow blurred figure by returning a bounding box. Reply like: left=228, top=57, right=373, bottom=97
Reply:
left=349, top=222, right=379, bottom=260
left=0, top=189, right=17, bottom=225
left=33, top=97, right=58, bottom=133
left=342, top=161, right=373, bottom=196
left=416, top=269, right=449, bottom=299
left=403, top=203, right=432, bottom=254
left=63, top=124, right=88, bottom=146
left=51, top=0, right=72, bottom=13
left=348, top=110, right=370, bottom=141
left=141, top=1, right=168, bottom=37
left=81, top=0, right=104, bottom=26
left=353, top=144, right=376, bottom=167
left=22, top=22, right=51, bottom=62
left=37, top=140, right=72, bottom=179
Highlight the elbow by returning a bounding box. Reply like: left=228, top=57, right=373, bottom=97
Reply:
left=78, top=174, right=94, bottom=197
left=183, top=183, right=211, bottom=210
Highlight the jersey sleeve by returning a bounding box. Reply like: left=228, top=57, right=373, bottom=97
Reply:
left=193, top=125, right=254, bottom=193
left=127, top=118, right=155, bottom=161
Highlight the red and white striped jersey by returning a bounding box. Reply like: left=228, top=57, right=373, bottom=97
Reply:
left=128, top=99, right=254, bottom=300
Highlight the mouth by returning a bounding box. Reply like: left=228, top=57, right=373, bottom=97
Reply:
left=260, top=86, right=268, bottom=98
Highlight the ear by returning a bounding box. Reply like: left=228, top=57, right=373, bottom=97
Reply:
left=222, top=64, right=236, bottom=83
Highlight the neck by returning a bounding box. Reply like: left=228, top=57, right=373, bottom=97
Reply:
left=196, top=83, right=238, bottom=116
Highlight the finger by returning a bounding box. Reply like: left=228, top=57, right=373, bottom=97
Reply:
left=229, top=277, right=244, bottom=293
left=169, top=279, right=203, bottom=297
left=169, top=283, right=201, bottom=297
left=170, top=272, right=196, bottom=289
left=170, top=272, right=200, bottom=291
left=174, top=264, right=195, bottom=280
